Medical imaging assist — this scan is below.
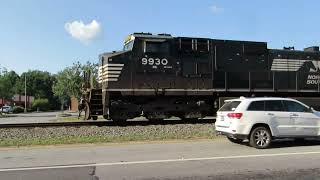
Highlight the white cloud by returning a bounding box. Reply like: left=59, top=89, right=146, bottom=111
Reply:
left=65, top=20, right=102, bottom=44
left=210, top=5, right=224, bottom=14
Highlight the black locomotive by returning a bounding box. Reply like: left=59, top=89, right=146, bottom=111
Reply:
left=80, top=32, right=320, bottom=120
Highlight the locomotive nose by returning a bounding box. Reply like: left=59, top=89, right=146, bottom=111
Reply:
left=98, top=51, right=129, bottom=84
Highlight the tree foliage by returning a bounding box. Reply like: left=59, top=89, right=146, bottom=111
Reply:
left=0, top=68, right=59, bottom=110
left=32, top=98, right=50, bottom=111
left=19, top=71, right=56, bottom=98
left=0, top=62, right=97, bottom=111
left=18, top=70, right=59, bottom=109
left=0, top=71, right=20, bottom=101
left=52, top=61, right=98, bottom=106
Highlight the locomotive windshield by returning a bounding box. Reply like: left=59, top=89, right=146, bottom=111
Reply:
left=123, top=40, right=134, bottom=51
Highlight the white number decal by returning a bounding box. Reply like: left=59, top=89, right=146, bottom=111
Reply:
left=141, top=58, right=169, bottom=66
left=161, top=58, right=168, bottom=65
left=148, top=58, right=154, bottom=65
left=142, top=58, right=148, bottom=65
left=155, top=58, right=161, bottom=65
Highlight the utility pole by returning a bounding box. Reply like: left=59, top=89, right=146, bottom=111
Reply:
left=24, top=74, right=27, bottom=113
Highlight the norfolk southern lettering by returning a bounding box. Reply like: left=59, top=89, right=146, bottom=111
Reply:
left=307, top=75, right=320, bottom=85
left=80, top=33, right=320, bottom=121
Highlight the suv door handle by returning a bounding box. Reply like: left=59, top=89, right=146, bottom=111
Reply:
left=290, top=113, right=299, bottom=117
left=267, top=113, right=274, bottom=116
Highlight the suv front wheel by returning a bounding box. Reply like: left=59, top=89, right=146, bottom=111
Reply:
left=249, top=126, right=272, bottom=149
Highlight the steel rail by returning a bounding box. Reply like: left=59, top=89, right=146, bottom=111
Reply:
left=0, top=119, right=216, bottom=128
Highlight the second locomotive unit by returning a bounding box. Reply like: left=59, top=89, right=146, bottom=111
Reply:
left=81, top=32, right=320, bottom=121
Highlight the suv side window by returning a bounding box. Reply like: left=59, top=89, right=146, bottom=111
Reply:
left=219, top=101, right=241, bottom=111
left=265, top=100, right=285, bottom=111
left=283, top=100, right=309, bottom=112
left=247, top=101, right=265, bottom=111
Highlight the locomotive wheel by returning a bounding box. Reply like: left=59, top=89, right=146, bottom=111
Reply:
left=145, top=112, right=167, bottom=121
left=112, top=118, right=127, bottom=125
left=110, top=112, right=128, bottom=123
left=83, top=102, right=91, bottom=120
left=92, top=116, right=98, bottom=120
left=178, top=116, right=198, bottom=121
left=115, top=118, right=127, bottom=122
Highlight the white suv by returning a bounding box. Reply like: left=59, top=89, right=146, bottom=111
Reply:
left=215, top=97, right=320, bottom=149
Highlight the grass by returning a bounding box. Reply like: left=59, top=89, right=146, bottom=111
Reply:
left=0, top=114, right=7, bottom=118
left=0, top=126, right=216, bottom=147
left=57, top=116, right=83, bottom=122
left=57, top=115, right=105, bottom=122
left=0, top=114, right=16, bottom=118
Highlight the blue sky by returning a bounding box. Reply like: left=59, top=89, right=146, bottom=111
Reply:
left=1, top=0, right=320, bottom=74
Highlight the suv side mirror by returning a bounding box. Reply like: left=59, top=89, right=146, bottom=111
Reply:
left=308, top=106, right=314, bottom=113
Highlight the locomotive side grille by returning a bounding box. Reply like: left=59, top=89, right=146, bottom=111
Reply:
left=271, top=59, right=308, bottom=72
left=98, top=63, right=124, bottom=83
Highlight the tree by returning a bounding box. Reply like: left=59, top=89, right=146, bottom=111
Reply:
left=52, top=61, right=98, bottom=110
left=52, top=67, right=75, bottom=110
left=0, top=71, right=19, bottom=114
left=0, top=74, right=14, bottom=101
left=19, top=70, right=59, bottom=110
left=82, top=61, right=99, bottom=87
left=19, top=71, right=54, bottom=97
left=0, top=70, right=19, bottom=99
left=0, top=66, right=8, bottom=75
left=6, top=71, right=20, bottom=94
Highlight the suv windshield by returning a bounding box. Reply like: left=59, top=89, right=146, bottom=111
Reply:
left=219, top=101, right=241, bottom=111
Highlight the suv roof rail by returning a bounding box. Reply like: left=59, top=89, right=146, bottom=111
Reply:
left=239, top=96, right=246, bottom=100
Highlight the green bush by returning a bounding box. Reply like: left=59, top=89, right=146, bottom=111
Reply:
left=32, top=98, right=50, bottom=111
left=13, top=106, right=24, bottom=113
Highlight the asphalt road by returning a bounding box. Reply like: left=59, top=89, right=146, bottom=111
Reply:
left=0, top=138, right=320, bottom=180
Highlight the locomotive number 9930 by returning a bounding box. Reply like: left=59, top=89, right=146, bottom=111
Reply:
left=142, top=58, right=168, bottom=66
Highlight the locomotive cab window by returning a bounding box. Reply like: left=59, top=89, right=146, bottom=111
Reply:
left=144, top=40, right=169, bottom=54
left=197, top=39, right=209, bottom=53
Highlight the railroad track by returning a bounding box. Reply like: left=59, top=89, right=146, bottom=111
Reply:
left=0, top=118, right=216, bottom=128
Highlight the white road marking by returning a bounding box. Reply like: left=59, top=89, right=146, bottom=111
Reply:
left=1, top=151, right=320, bottom=172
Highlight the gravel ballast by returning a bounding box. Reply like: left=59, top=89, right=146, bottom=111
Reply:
left=0, top=123, right=215, bottom=146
